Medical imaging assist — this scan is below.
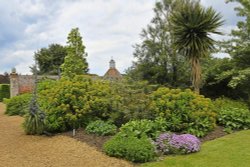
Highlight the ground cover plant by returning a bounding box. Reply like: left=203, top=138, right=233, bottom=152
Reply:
left=154, top=133, right=200, bottom=155
left=142, top=130, right=250, bottom=167
left=214, top=98, right=250, bottom=133
left=85, top=120, right=117, bottom=136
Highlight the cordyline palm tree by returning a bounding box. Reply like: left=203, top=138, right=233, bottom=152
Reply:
left=170, top=0, right=224, bottom=94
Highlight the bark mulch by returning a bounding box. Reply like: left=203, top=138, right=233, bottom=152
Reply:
left=0, top=103, right=134, bottom=167
left=200, top=126, right=227, bottom=142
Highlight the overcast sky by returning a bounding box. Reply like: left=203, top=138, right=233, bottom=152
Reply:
left=0, top=0, right=242, bottom=75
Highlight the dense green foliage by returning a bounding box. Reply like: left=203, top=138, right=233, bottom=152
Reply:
left=61, top=28, right=88, bottom=77
left=150, top=88, right=216, bottom=137
left=103, top=134, right=156, bottom=162
left=214, top=98, right=249, bottom=110
left=34, top=44, right=67, bottom=75
left=217, top=108, right=250, bottom=132
left=4, top=94, right=31, bottom=116
left=0, top=84, right=10, bottom=102
left=109, top=79, right=156, bottom=126
left=85, top=120, right=117, bottom=136
left=127, top=0, right=190, bottom=87
left=119, top=118, right=167, bottom=139
left=38, top=76, right=114, bottom=132
left=214, top=98, right=250, bottom=132
left=209, top=0, right=250, bottom=103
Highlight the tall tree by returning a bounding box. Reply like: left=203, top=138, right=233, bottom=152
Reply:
left=34, top=44, right=67, bottom=75
left=217, top=0, right=250, bottom=102
left=170, top=0, right=224, bottom=93
left=127, top=0, right=190, bottom=87
left=61, top=28, right=88, bottom=78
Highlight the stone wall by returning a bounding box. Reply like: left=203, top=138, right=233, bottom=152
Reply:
left=10, top=72, right=59, bottom=97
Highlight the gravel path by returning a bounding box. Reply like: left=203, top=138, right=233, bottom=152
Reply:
left=0, top=103, right=133, bottom=167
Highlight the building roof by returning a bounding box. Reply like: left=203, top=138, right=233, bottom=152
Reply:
left=103, top=58, right=122, bottom=80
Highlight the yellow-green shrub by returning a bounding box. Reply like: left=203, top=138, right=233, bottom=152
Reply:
left=150, top=88, right=216, bottom=137
left=39, top=76, right=116, bottom=132
left=4, top=93, right=32, bottom=116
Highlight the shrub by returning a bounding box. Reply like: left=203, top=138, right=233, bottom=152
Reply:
left=103, top=134, right=156, bottom=162
left=154, top=133, right=200, bottom=155
left=214, top=97, right=249, bottom=110
left=0, top=84, right=10, bottom=101
left=119, top=118, right=168, bottom=139
left=38, top=76, right=116, bottom=132
left=217, top=108, right=250, bottom=132
left=23, top=114, right=45, bottom=135
left=85, top=120, right=117, bottom=136
left=4, top=94, right=32, bottom=116
left=108, top=79, right=155, bottom=126
left=150, top=88, right=216, bottom=137
left=214, top=98, right=250, bottom=132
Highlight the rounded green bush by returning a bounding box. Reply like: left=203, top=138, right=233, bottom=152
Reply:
left=150, top=87, right=216, bottom=137
left=103, top=133, right=156, bottom=162
left=38, top=76, right=115, bottom=132
left=4, top=94, right=32, bottom=116
left=85, top=120, right=117, bottom=136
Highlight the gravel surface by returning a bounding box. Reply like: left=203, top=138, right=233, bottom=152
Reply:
left=0, top=103, right=134, bottom=167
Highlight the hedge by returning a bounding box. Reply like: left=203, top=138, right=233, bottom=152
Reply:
left=0, top=84, right=10, bottom=101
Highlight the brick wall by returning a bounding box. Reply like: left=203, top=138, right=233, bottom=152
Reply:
left=10, top=73, right=59, bottom=97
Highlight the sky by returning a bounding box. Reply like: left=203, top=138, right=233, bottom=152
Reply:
left=0, top=0, right=243, bottom=75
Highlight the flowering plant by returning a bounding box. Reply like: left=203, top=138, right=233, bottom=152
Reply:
left=154, top=133, right=200, bottom=154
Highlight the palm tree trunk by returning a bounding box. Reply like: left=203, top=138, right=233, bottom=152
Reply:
left=191, top=58, right=201, bottom=94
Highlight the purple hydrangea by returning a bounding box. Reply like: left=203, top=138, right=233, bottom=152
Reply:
left=154, top=133, right=200, bottom=154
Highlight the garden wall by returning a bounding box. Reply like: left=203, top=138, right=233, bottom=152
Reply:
left=10, top=72, right=59, bottom=97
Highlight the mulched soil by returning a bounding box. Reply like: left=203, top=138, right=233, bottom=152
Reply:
left=200, top=126, right=227, bottom=142
left=62, top=128, right=112, bottom=152
left=62, top=125, right=228, bottom=152
left=0, top=103, right=134, bottom=167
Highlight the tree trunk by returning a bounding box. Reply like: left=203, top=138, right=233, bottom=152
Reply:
left=191, top=58, right=201, bottom=94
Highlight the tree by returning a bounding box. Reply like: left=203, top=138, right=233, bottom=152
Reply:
left=34, top=44, right=67, bottom=75
left=61, top=28, right=88, bottom=78
left=219, top=0, right=250, bottom=102
left=127, top=0, right=190, bottom=87
left=170, top=0, right=224, bottom=94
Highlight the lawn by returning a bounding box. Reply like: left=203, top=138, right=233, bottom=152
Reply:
left=142, top=130, right=250, bottom=167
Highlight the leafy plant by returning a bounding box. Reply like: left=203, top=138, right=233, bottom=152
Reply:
left=103, top=133, right=156, bottom=162
left=119, top=118, right=168, bottom=139
left=23, top=98, right=45, bottom=135
left=23, top=112, right=45, bottom=135
left=150, top=87, right=216, bottom=137
left=154, top=133, right=201, bottom=155
left=4, top=94, right=32, bottom=116
left=214, top=97, right=249, bottom=110
left=217, top=107, right=250, bottom=132
left=85, top=120, right=117, bottom=136
left=38, top=76, right=116, bottom=132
